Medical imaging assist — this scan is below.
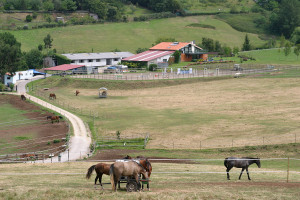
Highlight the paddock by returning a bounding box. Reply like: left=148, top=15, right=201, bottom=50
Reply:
left=0, top=159, right=299, bottom=199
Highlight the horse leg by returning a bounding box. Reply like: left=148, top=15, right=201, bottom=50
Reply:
left=94, top=175, right=98, bottom=189
left=99, top=174, right=104, bottom=189
left=239, top=168, right=245, bottom=180
left=246, top=167, right=251, bottom=180
left=226, top=166, right=233, bottom=180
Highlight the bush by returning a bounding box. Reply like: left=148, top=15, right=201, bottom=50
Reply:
left=9, top=83, right=14, bottom=91
left=25, top=15, right=32, bottom=22
left=53, top=139, right=60, bottom=143
left=32, top=12, right=38, bottom=19
left=0, top=83, right=5, bottom=91
left=148, top=64, right=157, bottom=71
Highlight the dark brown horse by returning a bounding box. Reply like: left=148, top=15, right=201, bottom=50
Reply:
left=49, top=93, right=56, bottom=100
left=110, top=161, right=148, bottom=191
left=47, top=116, right=62, bottom=123
left=75, top=90, right=80, bottom=96
left=86, top=163, right=111, bottom=189
left=20, top=94, right=26, bottom=100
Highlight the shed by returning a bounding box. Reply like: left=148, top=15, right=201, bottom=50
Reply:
left=99, top=87, right=108, bottom=98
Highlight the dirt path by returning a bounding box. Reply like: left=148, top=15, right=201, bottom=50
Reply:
left=16, top=77, right=91, bottom=163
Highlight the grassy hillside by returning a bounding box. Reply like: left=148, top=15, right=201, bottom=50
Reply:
left=180, top=0, right=255, bottom=13
left=1, top=15, right=265, bottom=53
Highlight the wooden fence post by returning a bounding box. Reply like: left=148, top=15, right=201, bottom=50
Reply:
left=287, top=157, right=290, bottom=183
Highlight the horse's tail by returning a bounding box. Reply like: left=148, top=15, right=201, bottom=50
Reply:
left=110, top=164, right=116, bottom=191
left=86, top=165, right=96, bottom=179
left=224, top=158, right=229, bottom=168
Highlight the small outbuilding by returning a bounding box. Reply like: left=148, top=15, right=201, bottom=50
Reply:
left=99, top=87, right=108, bottom=98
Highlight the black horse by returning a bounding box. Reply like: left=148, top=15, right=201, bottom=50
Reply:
left=224, top=157, right=261, bottom=180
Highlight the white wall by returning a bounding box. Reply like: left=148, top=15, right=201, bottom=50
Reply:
left=70, top=58, right=121, bottom=67
left=4, top=70, right=34, bottom=85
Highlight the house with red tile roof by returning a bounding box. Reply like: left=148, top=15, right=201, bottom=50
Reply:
left=122, top=41, right=208, bottom=67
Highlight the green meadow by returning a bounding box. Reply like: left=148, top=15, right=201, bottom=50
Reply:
left=1, top=15, right=265, bottom=53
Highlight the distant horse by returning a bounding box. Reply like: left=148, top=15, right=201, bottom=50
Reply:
left=21, top=153, right=38, bottom=160
left=75, top=90, right=80, bottom=96
left=47, top=115, right=62, bottom=123
left=224, top=157, right=261, bottom=180
left=20, top=95, right=26, bottom=101
left=49, top=93, right=56, bottom=100
left=86, top=163, right=111, bottom=189
left=110, top=161, right=148, bottom=191
left=123, top=155, right=132, bottom=159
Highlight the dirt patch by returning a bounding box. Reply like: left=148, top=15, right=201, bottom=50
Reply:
left=0, top=94, right=68, bottom=158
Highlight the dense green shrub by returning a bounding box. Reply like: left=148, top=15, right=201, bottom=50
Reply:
left=148, top=64, right=157, bottom=71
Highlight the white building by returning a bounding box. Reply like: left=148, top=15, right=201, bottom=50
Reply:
left=62, top=52, right=134, bottom=68
left=4, top=69, right=35, bottom=86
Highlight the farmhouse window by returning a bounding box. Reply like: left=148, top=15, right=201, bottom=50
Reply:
left=7, top=77, right=10, bottom=79
left=114, top=58, right=119, bottom=61
left=79, top=60, right=84, bottom=63
left=163, top=59, right=167, bottom=62
left=96, top=59, right=100, bottom=62
left=71, top=60, right=75, bottom=63
left=88, top=59, right=93, bottom=62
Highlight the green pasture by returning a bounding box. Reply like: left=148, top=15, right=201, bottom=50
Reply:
left=239, top=48, right=300, bottom=65
left=180, top=0, right=255, bottom=13
left=0, top=103, right=28, bottom=124
left=0, top=15, right=265, bottom=53
left=0, top=159, right=299, bottom=200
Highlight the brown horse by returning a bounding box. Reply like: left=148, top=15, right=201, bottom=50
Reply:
left=20, top=94, right=26, bottom=100
left=110, top=161, right=148, bottom=191
left=134, top=157, right=152, bottom=190
left=47, top=116, right=61, bottom=123
left=75, top=90, right=80, bottom=96
left=86, top=163, right=111, bottom=189
left=49, top=93, right=56, bottom=100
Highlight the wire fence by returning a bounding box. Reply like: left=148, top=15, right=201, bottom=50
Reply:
left=67, top=64, right=300, bottom=81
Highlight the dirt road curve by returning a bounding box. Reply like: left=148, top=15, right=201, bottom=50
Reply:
left=16, top=76, right=91, bottom=163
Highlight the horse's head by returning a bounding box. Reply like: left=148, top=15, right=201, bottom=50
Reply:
left=255, top=158, right=261, bottom=168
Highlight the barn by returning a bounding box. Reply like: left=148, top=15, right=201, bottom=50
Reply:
left=44, top=64, right=87, bottom=75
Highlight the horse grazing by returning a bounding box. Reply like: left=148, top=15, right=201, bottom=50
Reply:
left=138, top=158, right=152, bottom=190
left=75, top=90, right=80, bottom=96
left=86, top=163, right=111, bottom=189
left=49, top=93, right=56, bottom=100
left=20, top=95, right=26, bottom=101
left=110, top=161, right=148, bottom=191
left=47, top=116, right=61, bottom=124
left=224, top=157, right=261, bottom=180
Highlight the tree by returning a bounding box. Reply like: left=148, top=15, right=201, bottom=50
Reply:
left=44, top=34, right=53, bottom=50
left=173, top=50, right=180, bottom=63
left=284, top=42, right=291, bottom=57
left=87, top=0, right=108, bottom=20
left=233, top=47, right=239, bottom=55
left=25, top=15, right=32, bottom=22
left=269, top=0, right=300, bottom=38
left=294, top=44, right=300, bottom=60
left=25, top=49, right=43, bottom=69
left=0, top=32, right=23, bottom=83
left=43, top=0, right=54, bottom=11
left=242, top=34, right=251, bottom=51
left=201, top=37, right=214, bottom=52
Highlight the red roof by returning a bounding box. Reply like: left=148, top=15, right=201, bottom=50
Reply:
left=44, top=64, right=85, bottom=71
left=150, top=42, right=190, bottom=51
left=122, top=50, right=174, bottom=62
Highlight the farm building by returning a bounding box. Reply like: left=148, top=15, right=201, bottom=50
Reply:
left=4, top=69, right=44, bottom=86
left=44, top=64, right=88, bottom=74
left=62, top=52, right=134, bottom=69
left=122, top=41, right=208, bottom=67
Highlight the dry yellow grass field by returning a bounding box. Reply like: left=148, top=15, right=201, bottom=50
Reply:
left=47, top=76, right=300, bottom=149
